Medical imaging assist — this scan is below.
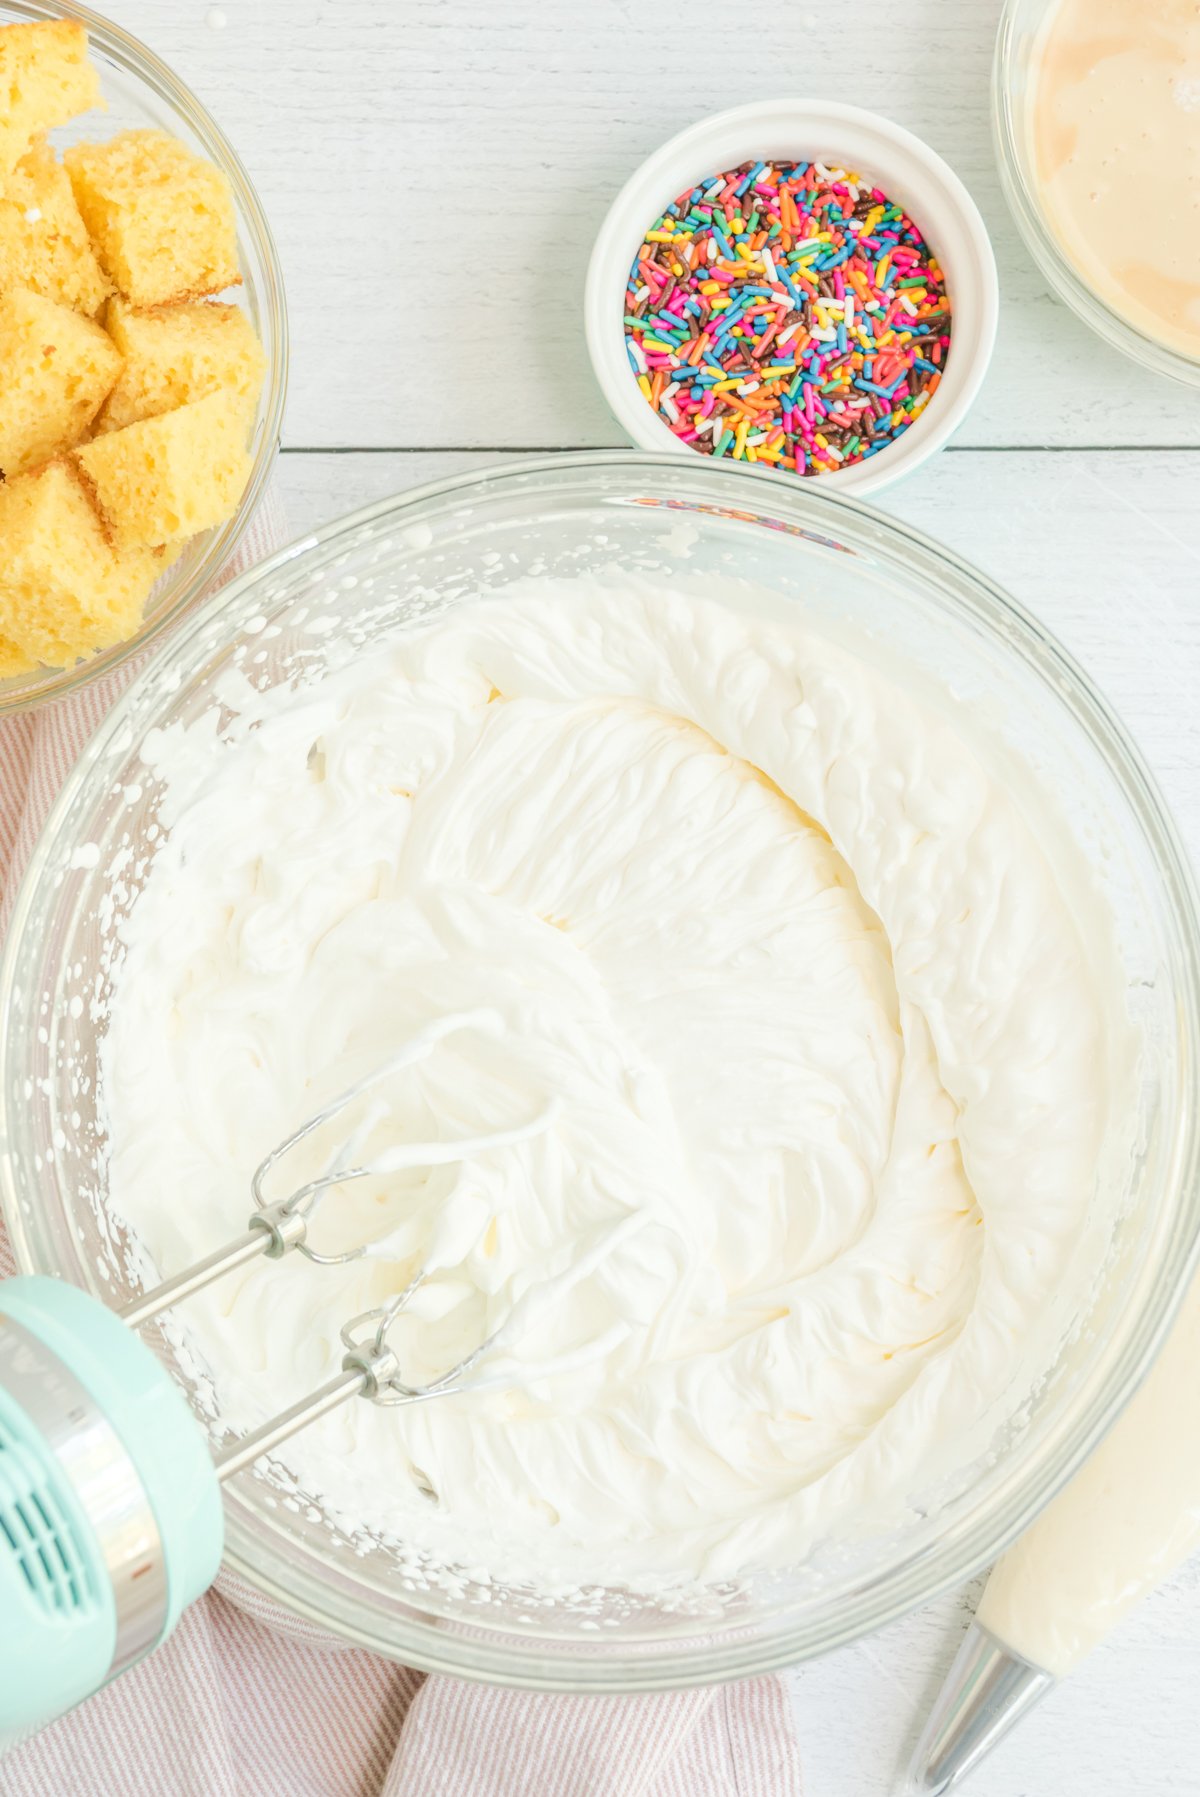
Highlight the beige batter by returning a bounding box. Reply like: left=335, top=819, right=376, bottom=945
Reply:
left=1032, top=0, right=1200, bottom=359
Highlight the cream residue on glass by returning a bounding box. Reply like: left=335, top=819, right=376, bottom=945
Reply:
left=99, top=578, right=1131, bottom=1591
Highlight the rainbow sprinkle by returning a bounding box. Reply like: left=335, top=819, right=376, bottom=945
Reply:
left=623, top=160, right=952, bottom=476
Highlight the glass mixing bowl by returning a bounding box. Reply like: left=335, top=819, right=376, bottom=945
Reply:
left=0, top=0, right=289, bottom=712
left=993, top=0, right=1200, bottom=387
left=2, top=453, right=1199, bottom=1690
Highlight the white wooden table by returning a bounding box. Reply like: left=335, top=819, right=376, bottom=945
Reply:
left=110, top=2, right=1200, bottom=1790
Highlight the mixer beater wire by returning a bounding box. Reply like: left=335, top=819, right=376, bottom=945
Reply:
left=116, top=1010, right=557, bottom=1480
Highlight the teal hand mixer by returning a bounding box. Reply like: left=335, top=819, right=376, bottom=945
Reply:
left=0, top=1010, right=544, bottom=1743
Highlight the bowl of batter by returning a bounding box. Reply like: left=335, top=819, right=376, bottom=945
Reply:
left=994, top=0, right=1200, bottom=384
left=2, top=453, right=1199, bottom=1688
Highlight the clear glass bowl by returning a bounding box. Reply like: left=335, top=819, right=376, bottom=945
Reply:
left=993, top=0, right=1200, bottom=387
left=0, top=0, right=289, bottom=712
left=2, top=453, right=1199, bottom=1690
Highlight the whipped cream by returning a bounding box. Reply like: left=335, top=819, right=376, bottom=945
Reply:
left=100, top=577, right=1129, bottom=1589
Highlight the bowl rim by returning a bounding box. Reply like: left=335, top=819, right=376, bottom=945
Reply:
left=584, top=98, right=999, bottom=497
left=4, top=450, right=1199, bottom=1688
left=0, top=0, right=290, bottom=713
left=992, top=0, right=1200, bottom=388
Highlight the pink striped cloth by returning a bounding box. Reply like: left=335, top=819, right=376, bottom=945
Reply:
left=0, top=490, right=803, bottom=1796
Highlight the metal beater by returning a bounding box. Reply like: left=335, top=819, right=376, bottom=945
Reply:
left=121, top=1008, right=557, bottom=1477
left=0, top=1010, right=554, bottom=1738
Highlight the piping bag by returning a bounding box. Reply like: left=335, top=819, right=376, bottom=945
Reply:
left=907, top=1267, right=1200, bottom=1793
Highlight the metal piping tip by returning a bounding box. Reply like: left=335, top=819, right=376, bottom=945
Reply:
left=904, top=1621, right=1055, bottom=1795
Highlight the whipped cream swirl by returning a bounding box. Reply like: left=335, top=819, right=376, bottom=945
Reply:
left=101, top=578, right=1126, bottom=1587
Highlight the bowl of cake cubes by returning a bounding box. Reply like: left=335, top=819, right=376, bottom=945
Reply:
left=0, top=3, right=287, bottom=711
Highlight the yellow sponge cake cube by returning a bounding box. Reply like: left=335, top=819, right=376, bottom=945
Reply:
left=0, top=20, right=101, bottom=188
left=0, top=460, right=164, bottom=667
left=0, top=139, right=111, bottom=316
left=64, top=131, right=239, bottom=308
left=74, top=390, right=251, bottom=549
left=99, top=297, right=265, bottom=433
left=0, top=633, right=37, bottom=680
left=0, top=286, right=122, bottom=478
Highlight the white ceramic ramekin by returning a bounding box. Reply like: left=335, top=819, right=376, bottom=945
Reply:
left=585, top=100, right=998, bottom=496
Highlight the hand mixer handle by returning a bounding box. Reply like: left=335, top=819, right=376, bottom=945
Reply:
left=0, top=1276, right=223, bottom=1743
left=0, top=1261, right=409, bottom=1744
